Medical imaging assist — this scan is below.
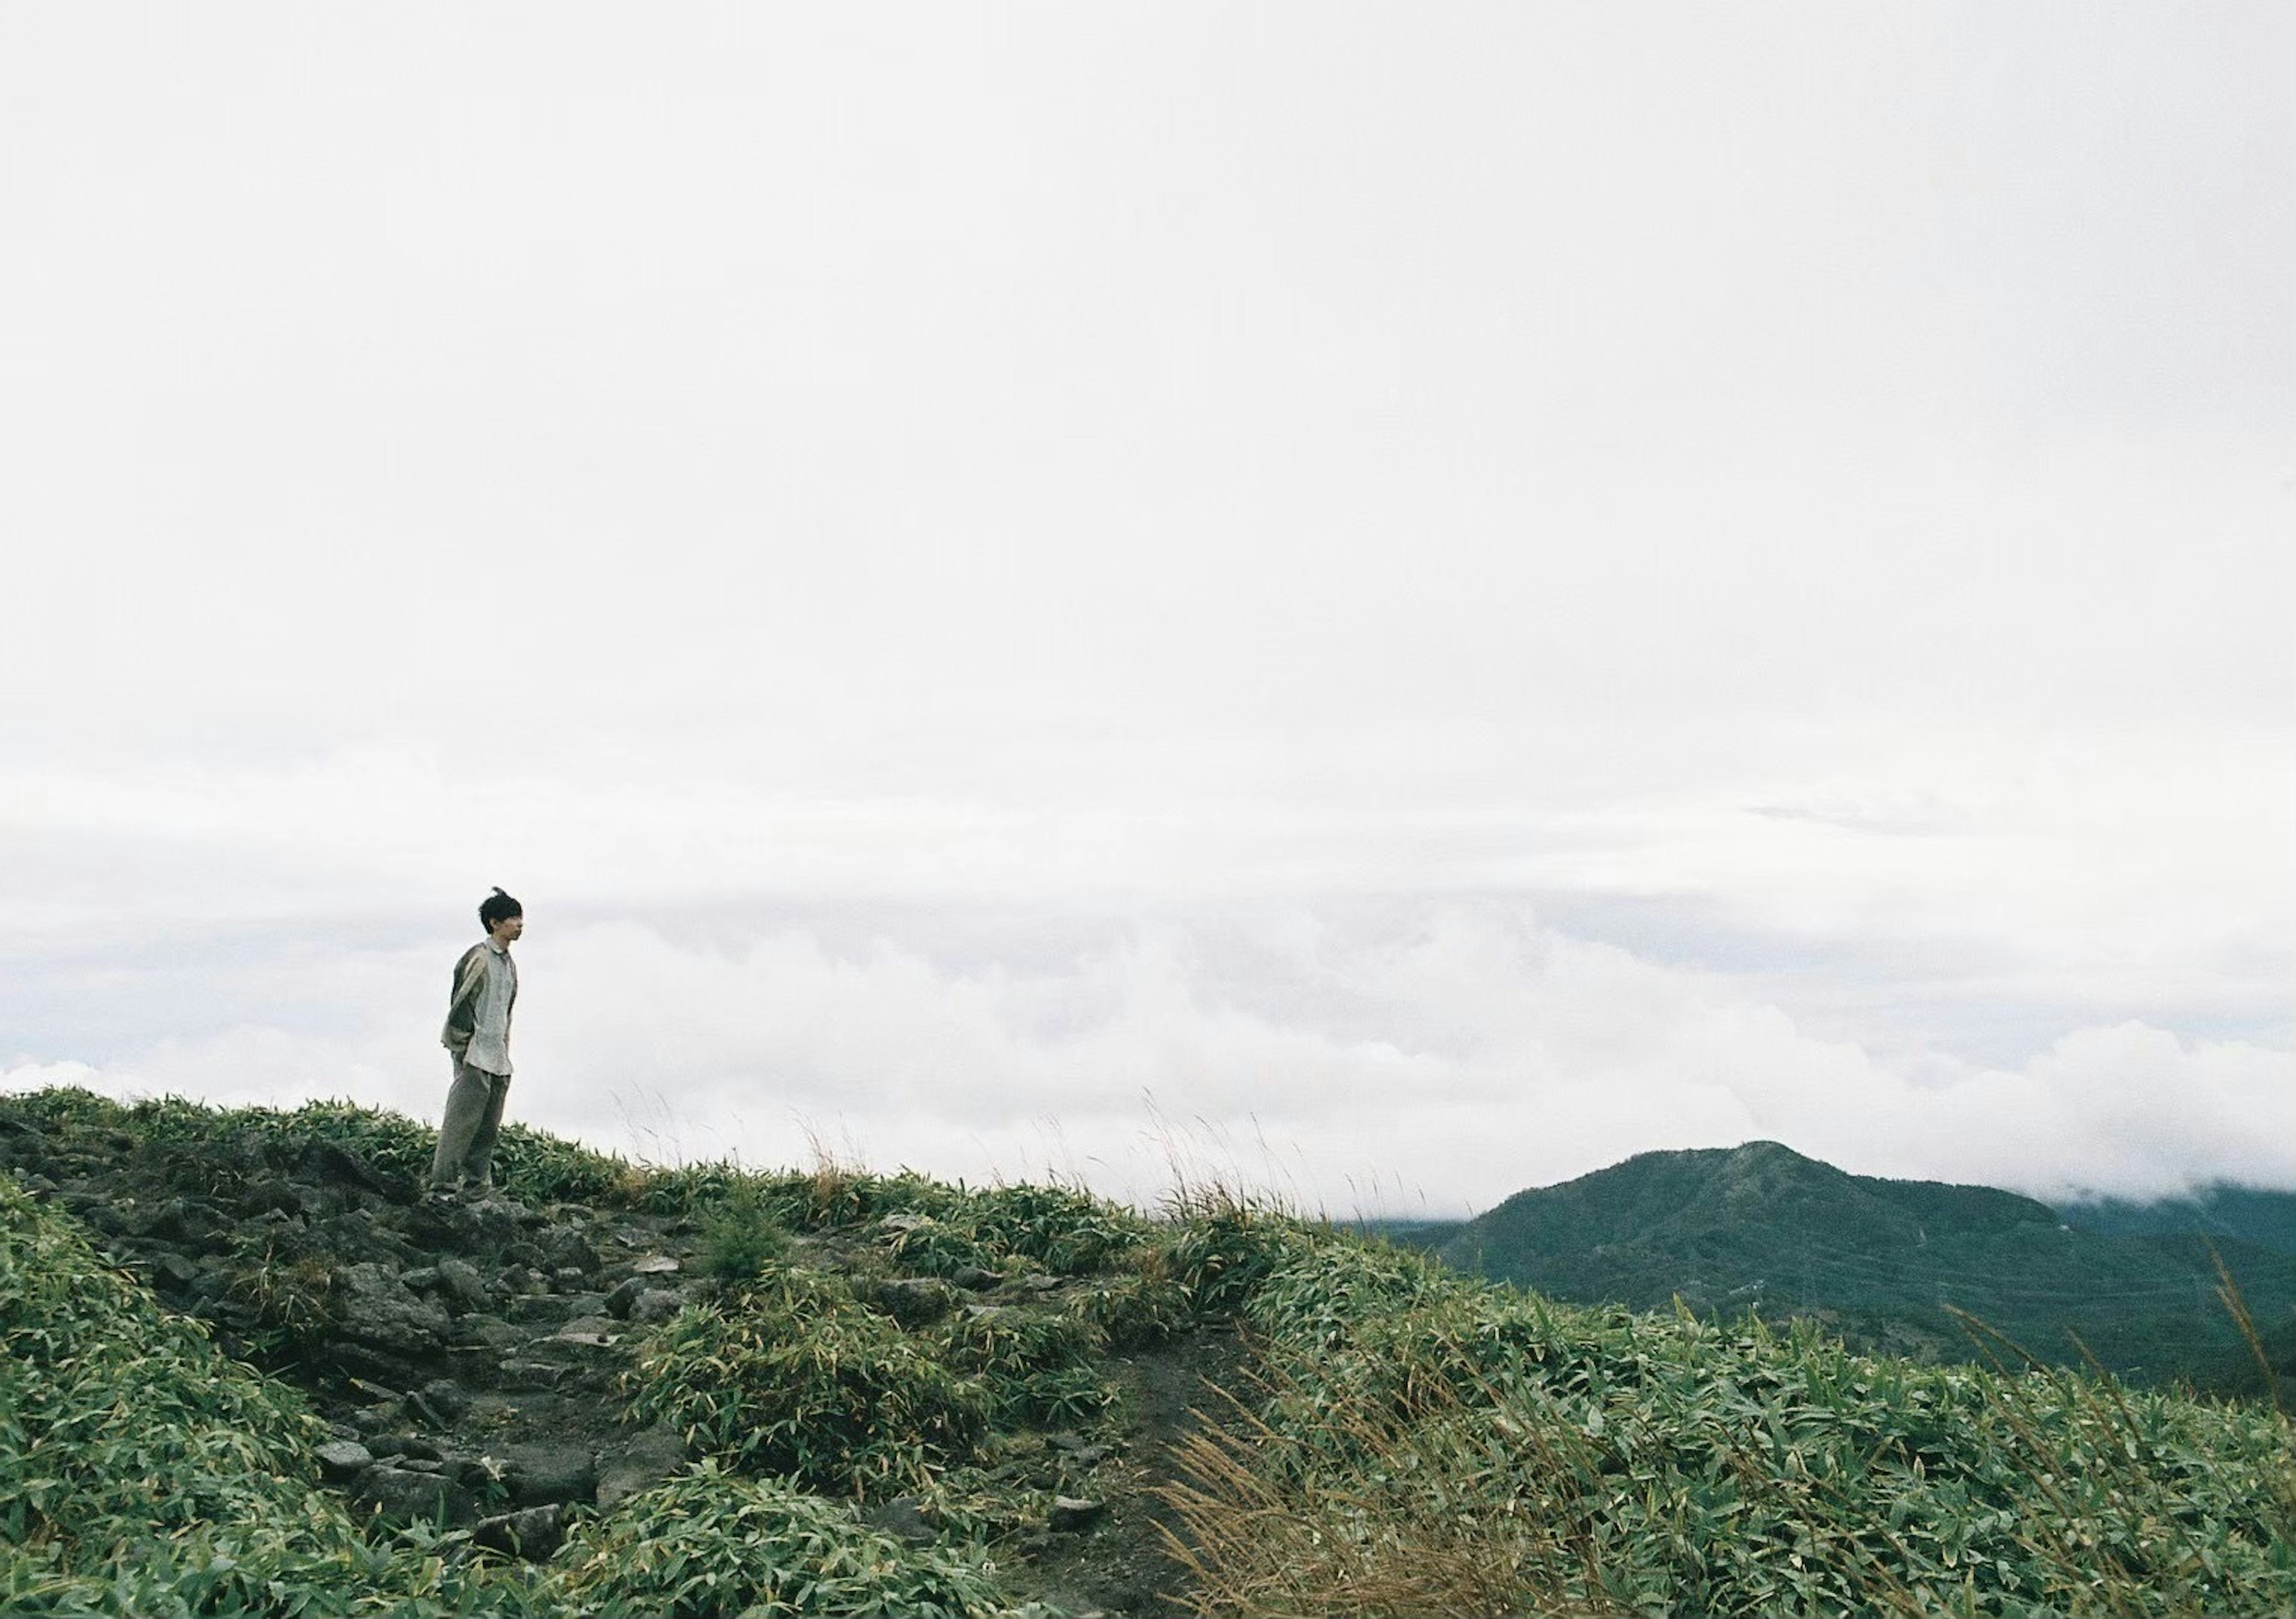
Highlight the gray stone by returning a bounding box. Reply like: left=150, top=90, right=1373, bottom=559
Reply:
left=316, top=1440, right=374, bottom=1481
left=457, top=1313, right=523, bottom=1350
left=628, top=1288, right=683, bottom=1324
left=595, top=1422, right=688, bottom=1511
left=628, top=1252, right=680, bottom=1275
left=538, top=1227, right=600, bottom=1274
left=603, top=1276, right=647, bottom=1318
left=400, top=1266, right=441, bottom=1291
left=1048, top=1496, right=1106, bottom=1533
left=949, top=1264, right=1002, bottom=1291
left=433, top=1256, right=490, bottom=1311
left=498, top=1359, right=572, bottom=1390
left=865, top=1495, right=937, bottom=1544
left=503, top=1442, right=597, bottom=1507
left=473, top=1504, right=565, bottom=1561
left=874, top=1277, right=960, bottom=1327
left=352, top=1464, right=474, bottom=1528
left=149, top=1251, right=202, bottom=1292
left=419, top=1379, right=471, bottom=1421
left=334, top=1263, right=452, bottom=1357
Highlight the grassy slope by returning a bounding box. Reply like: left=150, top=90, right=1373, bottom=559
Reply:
left=5, top=1089, right=2294, bottom=1618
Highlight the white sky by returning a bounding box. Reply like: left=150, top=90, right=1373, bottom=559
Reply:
left=4, top=4, right=2289, bottom=1212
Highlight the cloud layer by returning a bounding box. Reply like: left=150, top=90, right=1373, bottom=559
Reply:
left=10, top=906, right=2288, bottom=1214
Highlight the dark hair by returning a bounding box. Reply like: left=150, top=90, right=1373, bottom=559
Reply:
left=479, top=887, right=523, bottom=930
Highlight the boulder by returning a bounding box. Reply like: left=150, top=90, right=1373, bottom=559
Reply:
left=628, top=1288, right=683, bottom=1325
left=316, top=1440, right=374, bottom=1481
left=473, top=1504, right=566, bottom=1561
left=351, top=1463, right=474, bottom=1528
left=595, top=1423, right=688, bottom=1510
left=332, top=1263, right=451, bottom=1358
left=1048, top=1496, right=1106, bottom=1533
left=871, top=1277, right=960, bottom=1327
left=417, top=1379, right=471, bottom=1421
left=297, top=1140, right=408, bottom=1205
left=538, top=1227, right=600, bottom=1275
left=865, top=1495, right=938, bottom=1544
left=433, top=1257, right=490, bottom=1312
left=502, top=1442, right=597, bottom=1507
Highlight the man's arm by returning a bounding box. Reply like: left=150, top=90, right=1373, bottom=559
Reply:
left=441, top=945, right=487, bottom=1053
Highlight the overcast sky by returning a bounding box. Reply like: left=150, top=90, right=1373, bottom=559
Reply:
left=4, top=4, right=2289, bottom=1214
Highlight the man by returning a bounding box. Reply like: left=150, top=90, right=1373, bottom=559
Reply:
left=430, top=887, right=522, bottom=1196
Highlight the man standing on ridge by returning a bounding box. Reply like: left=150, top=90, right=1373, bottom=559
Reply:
left=430, top=887, right=521, bottom=1196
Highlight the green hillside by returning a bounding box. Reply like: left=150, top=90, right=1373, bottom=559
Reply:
left=1436, top=1140, right=2296, bottom=1385
left=5, top=1090, right=2294, bottom=1617
left=2057, top=1184, right=2296, bottom=1256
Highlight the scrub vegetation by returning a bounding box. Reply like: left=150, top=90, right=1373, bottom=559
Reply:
left=3, top=1086, right=2292, bottom=1617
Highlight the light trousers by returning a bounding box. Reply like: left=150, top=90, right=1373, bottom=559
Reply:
left=430, top=1058, right=511, bottom=1189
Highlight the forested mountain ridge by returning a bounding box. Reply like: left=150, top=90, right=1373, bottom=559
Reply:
left=1436, top=1140, right=2296, bottom=1387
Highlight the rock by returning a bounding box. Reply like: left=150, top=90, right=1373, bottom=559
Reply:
left=333, top=1263, right=452, bottom=1357
left=628, top=1253, right=680, bottom=1275
left=240, top=1179, right=304, bottom=1217
left=148, top=1251, right=202, bottom=1293
left=419, top=1379, right=471, bottom=1421
left=473, top=1504, right=566, bottom=1561
left=456, top=1314, right=523, bottom=1350
left=502, top=1241, right=549, bottom=1271
left=1021, top=1272, right=1061, bottom=1293
left=865, top=1495, right=937, bottom=1544
left=351, top=1464, right=474, bottom=1528
left=1049, top=1496, right=1106, bottom=1533
left=400, top=1266, right=441, bottom=1291
left=298, top=1140, right=409, bottom=1205
left=538, top=1227, right=599, bottom=1274
left=433, top=1257, right=490, bottom=1312
left=603, top=1276, right=646, bottom=1318
left=332, top=1342, right=429, bottom=1389
left=498, top=1359, right=572, bottom=1390
left=444, top=1451, right=505, bottom=1489
left=949, top=1264, right=1002, bottom=1292
left=551, top=1266, right=588, bottom=1290
left=872, top=1277, right=960, bottom=1327
left=316, top=1440, right=374, bottom=1480
left=595, top=1422, right=688, bottom=1511
left=508, top=1294, right=567, bottom=1325
left=133, top=1196, right=218, bottom=1244
left=502, top=1443, right=597, bottom=1508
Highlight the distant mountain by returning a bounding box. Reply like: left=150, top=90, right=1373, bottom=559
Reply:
left=2054, top=1185, right=2296, bottom=1257
left=1436, top=1141, right=2296, bottom=1389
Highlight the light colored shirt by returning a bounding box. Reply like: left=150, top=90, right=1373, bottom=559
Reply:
left=463, top=940, right=517, bottom=1077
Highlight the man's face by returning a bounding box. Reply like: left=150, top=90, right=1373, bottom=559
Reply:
left=491, top=914, right=524, bottom=945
